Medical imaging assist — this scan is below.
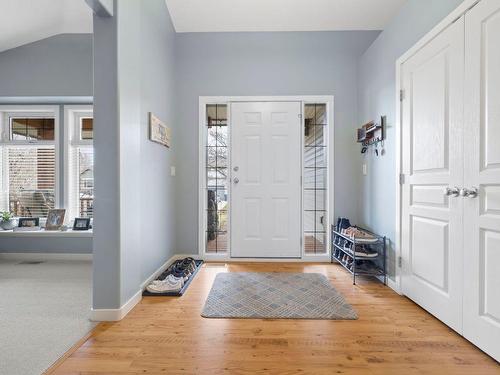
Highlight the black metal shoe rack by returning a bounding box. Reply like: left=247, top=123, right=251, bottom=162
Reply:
left=331, top=225, right=386, bottom=285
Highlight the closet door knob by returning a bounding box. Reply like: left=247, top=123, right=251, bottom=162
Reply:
left=444, top=187, right=460, bottom=197
left=461, top=187, right=479, bottom=198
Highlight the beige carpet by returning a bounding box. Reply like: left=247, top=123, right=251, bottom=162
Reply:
left=0, top=258, right=95, bottom=375
left=202, top=272, right=357, bottom=320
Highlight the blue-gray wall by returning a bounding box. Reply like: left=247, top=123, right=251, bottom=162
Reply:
left=174, top=31, right=380, bottom=253
left=92, top=0, right=121, bottom=309
left=139, top=0, right=177, bottom=283
left=357, top=0, right=465, bottom=280
left=0, top=34, right=93, bottom=98
left=93, top=0, right=177, bottom=309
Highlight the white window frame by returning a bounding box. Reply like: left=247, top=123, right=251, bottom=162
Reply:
left=198, top=96, right=334, bottom=262
left=0, top=105, right=60, bottom=216
left=63, top=105, right=93, bottom=221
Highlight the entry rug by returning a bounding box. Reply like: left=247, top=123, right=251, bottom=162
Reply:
left=201, top=272, right=357, bottom=320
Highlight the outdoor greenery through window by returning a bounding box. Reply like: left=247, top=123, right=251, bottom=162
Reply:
left=206, top=104, right=228, bottom=253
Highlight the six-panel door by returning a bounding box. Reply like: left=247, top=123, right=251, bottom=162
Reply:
left=230, top=102, right=302, bottom=258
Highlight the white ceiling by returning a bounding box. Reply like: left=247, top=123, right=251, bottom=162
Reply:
left=165, top=0, right=407, bottom=33
left=0, top=0, right=92, bottom=53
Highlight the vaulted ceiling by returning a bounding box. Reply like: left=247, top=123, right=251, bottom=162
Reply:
left=0, top=0, right=408, bottom=53
left=165, top=0, right=407, bottom=32
left=0, top=0, right=92, bottom=52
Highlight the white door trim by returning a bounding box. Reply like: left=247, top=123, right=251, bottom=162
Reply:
left=199, top=96, right=334, bottom=262
left=394, top=0, right=481, bottom=294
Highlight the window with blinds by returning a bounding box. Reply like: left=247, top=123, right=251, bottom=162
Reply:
left=67, top=113, right=94, bottom=219
left=3, top=146, right=56, bottom=217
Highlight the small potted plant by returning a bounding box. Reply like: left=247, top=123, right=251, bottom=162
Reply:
left=1, top=211, right=15, bottom=230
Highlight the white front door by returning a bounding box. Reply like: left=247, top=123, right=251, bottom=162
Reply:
left=463, top=0, right=500, bottom=361
left=401, top=17, right=465, bottom=332
left=230, top=102, right=302, bottom=258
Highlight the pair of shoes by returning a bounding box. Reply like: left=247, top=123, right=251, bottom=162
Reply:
left=341, top=254, right=351, bottom=265
left=334, top=235, right=343, bottom=246
left=353, top=245, right=378, bottom=258
left=146, top=258, right=199, bottom=294
left=147, top=276, right=183, bottom=293
left=343, top=241, right=353, bottom=254
left=336, top=217, right=351, bottom=232
left=342, top=227, right=378, bottom=243
left=160, top=257, right=197, bottom=282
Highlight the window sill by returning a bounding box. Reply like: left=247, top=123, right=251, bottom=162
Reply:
left=0, top=229, right=93, bottom=238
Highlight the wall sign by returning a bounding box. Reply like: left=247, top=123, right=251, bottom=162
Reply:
left=149, top=112, right=171, bottom=148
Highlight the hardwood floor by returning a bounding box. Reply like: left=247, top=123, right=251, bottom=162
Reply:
left=49, top=263, right=499, bottom=374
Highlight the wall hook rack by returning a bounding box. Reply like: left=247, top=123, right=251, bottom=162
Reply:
left=357, top=116, right=386, bottom=155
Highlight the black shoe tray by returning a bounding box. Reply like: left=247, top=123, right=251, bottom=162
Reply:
left=142, top=259, right=204, bottom=297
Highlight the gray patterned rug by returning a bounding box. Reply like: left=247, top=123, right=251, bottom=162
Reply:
left=201, top=272, right=357, bottom=320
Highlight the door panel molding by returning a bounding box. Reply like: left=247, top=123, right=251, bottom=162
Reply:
left=463, top=0, right=500, bottom=361
left=400, top=16, right=465, bottom=332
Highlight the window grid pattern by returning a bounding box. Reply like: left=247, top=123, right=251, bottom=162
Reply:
left=10, top=118, right=55, bottom=141
left=304, top=104, right=327, bottom=254
left=78, top=148, right=94, bottom=218
left=206, top=104, right=228, bottom=253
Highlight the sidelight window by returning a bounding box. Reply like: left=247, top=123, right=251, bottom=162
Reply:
left=205, top=104, right=228, bottom=253
left=303, top=104, right=328, bottom=254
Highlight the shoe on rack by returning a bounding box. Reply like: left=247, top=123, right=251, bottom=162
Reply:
left=353, top=245, right=378, bottom=258
left=338, top=217, right=351, bottom=231
left=165, top=274, right=185, bottom=287
left=179, top=257, right=197, bottom=273
left=343, top=227, right=378, bottom=243
left=159, top=261, right=191, bottom=282
left=146, top=278, right=183, bottom=293
left=343, top=241, right=353, bottom=254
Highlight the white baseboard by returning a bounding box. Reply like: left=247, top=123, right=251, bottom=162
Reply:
left=0, top=252, right=92, bottom=261
left=387, top=277, right=402, bottom=295
left=90, top=289, right=142, bottom=322
left=91, top=253, right=197, bottom=322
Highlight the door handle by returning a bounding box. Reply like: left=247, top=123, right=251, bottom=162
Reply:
left=233, top=177, right=239, bottom=184
left=444, top=187, right=460, bottom=197
left=460, top=187, right=479, bottom=198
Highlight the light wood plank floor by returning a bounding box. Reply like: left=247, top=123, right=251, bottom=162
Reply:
left=49, top=263, right=499, bottom=374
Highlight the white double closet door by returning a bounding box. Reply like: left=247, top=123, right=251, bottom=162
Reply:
left=401, top=0, right=500, bottom=361
left=230, top=102, right=302, bottom=258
